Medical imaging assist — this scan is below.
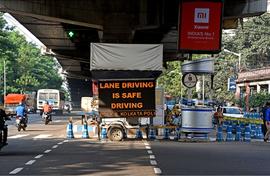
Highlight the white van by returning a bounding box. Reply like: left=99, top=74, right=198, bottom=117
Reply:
left=220, top=106, right=243, bottom=118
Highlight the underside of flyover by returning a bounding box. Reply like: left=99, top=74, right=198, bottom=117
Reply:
left=0, top=0, right=267, bottom=105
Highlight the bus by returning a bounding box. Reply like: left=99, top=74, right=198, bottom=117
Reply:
left=37, top=89, right=65, bottom=115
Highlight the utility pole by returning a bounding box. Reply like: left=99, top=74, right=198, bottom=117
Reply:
left=224, top=48, right=241, bottom=71
left=3, top=60, right=6, bottom=108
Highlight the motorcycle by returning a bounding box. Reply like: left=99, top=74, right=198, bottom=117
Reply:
left=16, top=116, right=27, bottom=131
left=42, top=112, right=51, bottom=125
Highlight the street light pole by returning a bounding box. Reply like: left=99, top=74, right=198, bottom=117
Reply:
left=3, top=60, right=6, bottom=108
left=224, top=48, right=242, bottom=71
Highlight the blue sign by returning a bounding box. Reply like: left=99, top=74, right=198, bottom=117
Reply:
left=228, top=77, right=236, bottom=92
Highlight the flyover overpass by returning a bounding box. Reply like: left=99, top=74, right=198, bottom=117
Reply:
left=0, top=0, right=267, bottom=106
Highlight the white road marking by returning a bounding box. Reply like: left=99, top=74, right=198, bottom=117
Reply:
left=33, top=134, right=52, bottom=139
left=34, top=154, right=43, bottom=159
left=154, top=168, right=162, bottom=174
left=150, top=155, right=155, bottom=159
left=54, top=120, right=61, bottom=123
left=57, top=142, right=64, bottom=145
left=9, top=168, right=23, bottom=175
left=44, top=149, right=52, bottom=153
left=8, top=134, right=29, bottom=139
left=150, top=160, right=157, bottom=165
left=145, top=146, right=151, bottom=149
left=147, top=150, right=153, bottom=154
left=25, top=160, right=36, bottom=165
left=63, top=140, right=69, bottom=143
left=144, top=142, right=149, bottom=145
left=52, top=145, right=58, bottom=149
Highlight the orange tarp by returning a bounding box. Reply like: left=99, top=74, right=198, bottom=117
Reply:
left=4, top=94, right=26, bottom=104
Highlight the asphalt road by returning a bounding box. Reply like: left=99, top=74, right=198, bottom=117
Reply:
left=1, top=113, right=270, bottom=175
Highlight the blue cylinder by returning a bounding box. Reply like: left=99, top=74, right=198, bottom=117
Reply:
left=226, top=125, right=233, bottom=142
left=163, top=128, right=169, bottom=140
left=256, top=125, right=264, bottom=139
left=101, top=127, right=107, bottom=139
left=244, top=125, right=251, bottom=142
left=82, top=123, right=89, bottom=139
left=216, top=126, right=223, bottom=142
left=148, top=128, right=156, bottom=140
left=66, top=123, right=74, bottom=139
left=251, top=124, right=256, bottom=138
left=174, top=127, right=181, bottom=140
left=235, top=125, right=241, bottom=141
left=136, top=128, right=143, bottom=139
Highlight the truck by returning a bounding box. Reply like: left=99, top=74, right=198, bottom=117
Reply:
left=4, top=94, right=26, bottom=117
left=90, top=43, right=163, bottom=141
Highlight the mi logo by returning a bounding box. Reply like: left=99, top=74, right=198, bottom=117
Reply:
left=194, top=8, right=209, bottom=23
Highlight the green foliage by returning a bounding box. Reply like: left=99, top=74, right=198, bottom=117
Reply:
left=249, top=92, right=270, bottom=108
left=0, top=14, right=63, bottom=98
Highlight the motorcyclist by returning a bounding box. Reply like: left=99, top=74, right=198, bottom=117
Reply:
left=15, top=102, right=27, bottom=126
left=0, top=108, right=9, bottom=146
left=43, top=101, right=52, bottom=121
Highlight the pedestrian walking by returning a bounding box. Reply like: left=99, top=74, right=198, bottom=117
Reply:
left=214, top=107, right=223, bottom=127
left=263, top=102, right=270, bottom=142
left=261, top=103, right=268, bottom=136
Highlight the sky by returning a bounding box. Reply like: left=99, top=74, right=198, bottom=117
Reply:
left=3, top=13, right=45, bottom=48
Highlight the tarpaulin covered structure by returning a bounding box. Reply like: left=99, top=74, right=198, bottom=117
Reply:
left=90, top=43, right=163, bottom=79
left=5, top=94, right=26, bottom=104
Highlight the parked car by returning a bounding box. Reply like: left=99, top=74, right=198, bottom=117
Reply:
left=220, top=106, right=243, bottom=118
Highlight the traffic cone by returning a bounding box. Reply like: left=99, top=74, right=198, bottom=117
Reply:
left=101, top=127, right=107, bottom=139
left=226, top=125, right=233, bottom=142
left=216, top=126, right=223, bottom=142
left=235, top=125, right=241, bottom=141
left=82, top=121, right=89, bottom=139
left=135, top=128, right=143, bottom=139
left=148, top=128, right=156, bottom=140
left=66, top=118, right=74, bottom=139
left=244, top=125, right=251, bottom=142
left=163, top=128, right=169, bottom=140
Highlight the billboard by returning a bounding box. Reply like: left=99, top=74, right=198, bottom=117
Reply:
left=178, top=0, right=223, bottom=53
left=98, top=80, right=156, bottom=118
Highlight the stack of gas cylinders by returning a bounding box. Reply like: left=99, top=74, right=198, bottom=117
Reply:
left=221, top=112, right=263, bottom=141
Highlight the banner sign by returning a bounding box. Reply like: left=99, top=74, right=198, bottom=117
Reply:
left=98, top=80, right=156, bottom=118
left=178, top=0, right=223, bottom=53
left=227, top=77, right=236, bottom=92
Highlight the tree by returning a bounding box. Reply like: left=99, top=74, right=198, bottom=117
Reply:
left=0, top=14, right=63, bottom=100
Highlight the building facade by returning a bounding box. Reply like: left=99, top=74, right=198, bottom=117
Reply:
left=236, top=67, right=270, bottom=110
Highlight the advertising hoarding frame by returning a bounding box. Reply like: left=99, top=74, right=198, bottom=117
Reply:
left=178, top=0, right=224, bottom=54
